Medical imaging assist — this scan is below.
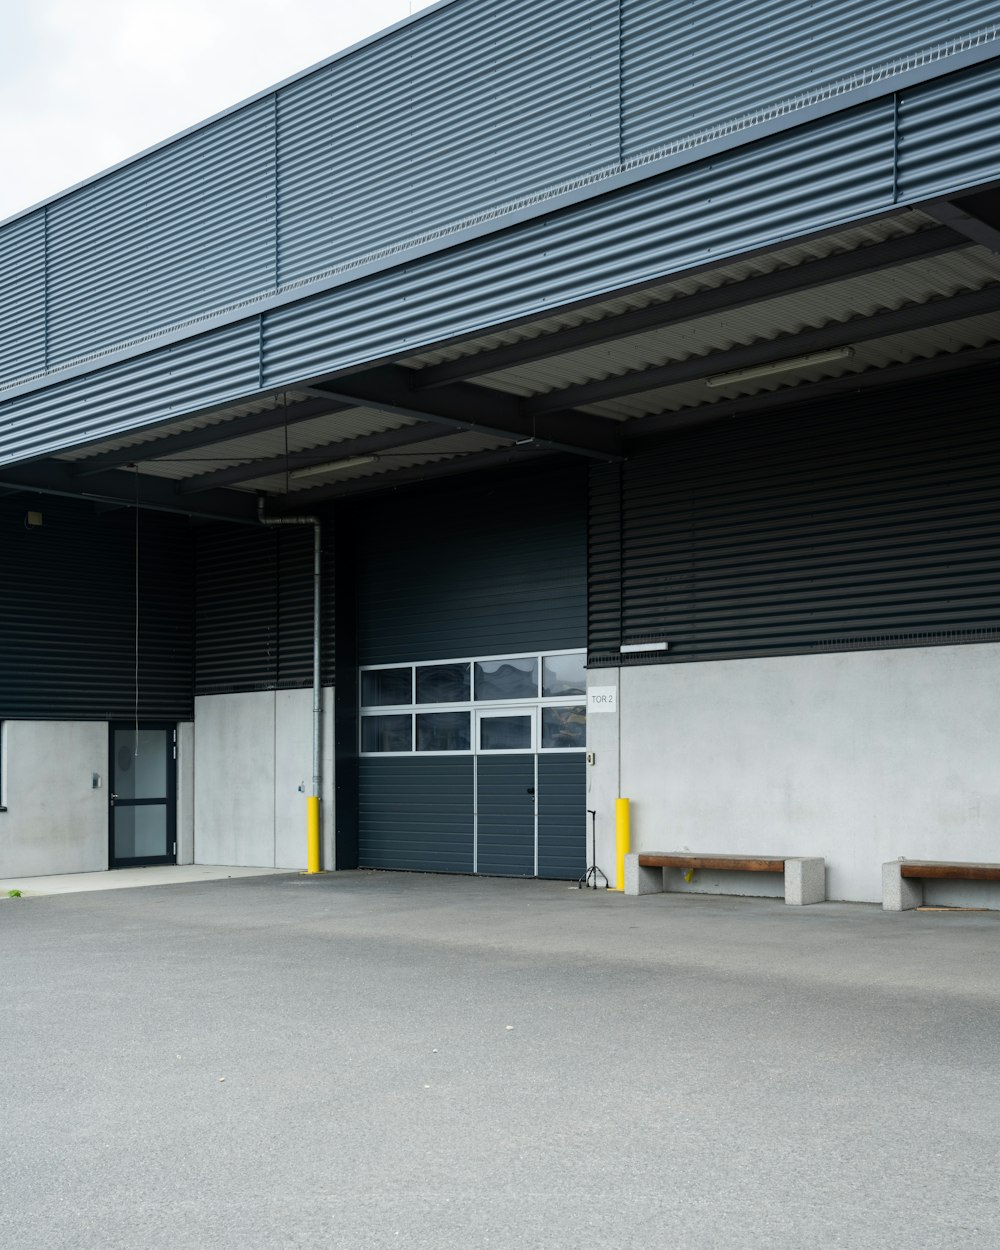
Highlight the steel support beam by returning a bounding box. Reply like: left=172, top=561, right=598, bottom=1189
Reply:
left=69, top=396, right=355, bottom=477
left=524, top=284, right=1000, bottom=415
left=411, top=226, right=969, bottom=388
left=0, top=460, right=260, bottom=523
left=305, top=367, right=623, bottom=460
left=176, top=421, right=455, bottom=494
left=925, top=194, right=1000, bottom=254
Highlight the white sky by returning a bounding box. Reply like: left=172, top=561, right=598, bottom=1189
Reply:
left=0, top=0, right=440, bottom=222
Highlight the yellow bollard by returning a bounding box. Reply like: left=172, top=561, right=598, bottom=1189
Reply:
left=306, top=795, right=321, bottom=874
left=615, top=797, right=631, bottom=892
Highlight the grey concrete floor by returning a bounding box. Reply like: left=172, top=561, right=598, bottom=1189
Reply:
left=2, top=871, right=999, bottom=1250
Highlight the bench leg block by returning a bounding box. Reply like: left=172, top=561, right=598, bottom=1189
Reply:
left=882, top=862, right=923, bottom=911
left=624, top=853, right=663, bottom=896
left=784, top=857, right=825, bottom=905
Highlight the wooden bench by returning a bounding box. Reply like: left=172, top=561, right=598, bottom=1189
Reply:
left=882, top=859, right=1000, bottom=910
left=624, top=852, right=825, bottom=906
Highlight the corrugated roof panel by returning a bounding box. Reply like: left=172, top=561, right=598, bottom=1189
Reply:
left=397, top=213, right=941, bottom=368
left=0, top=211, right=45, bottom=382
left=277, top=0, right=620, bottom=283
left=577, top=311, right=1000, bottom=420
left=263, top=105, right=895, bottom=389
left=46, top=101, right=276, bottom=368
left=621, top=0, right=999, bottom=158
left=468, top=248, right=1000, bottom=397
left=135, top=410, right=418, bottom=482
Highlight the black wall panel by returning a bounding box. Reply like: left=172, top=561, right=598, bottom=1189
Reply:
left=476, top=756, right=535, bottom=877
left=194, top=519, right=335, bottom=694
left=0, top=495, right=194, bottom=720
left=590, top=365, right=1000, bottom=666
left=358, top=756, right=474, bottom=872
left=537, top=754, right=586, bottom=880
left=348, top=461, right=587, bottom=665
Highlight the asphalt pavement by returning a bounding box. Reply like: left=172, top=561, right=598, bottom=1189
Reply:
left=2, top=870, right=999, bottom=1249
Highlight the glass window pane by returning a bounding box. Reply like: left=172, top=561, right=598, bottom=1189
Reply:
left=541, top=706, right=586, bottom=749
left=416, top=711, right=470, bottom=752
left=480, top=714, right=532, bottom=751
left=542, top=653, right=586, bottom=697
left=475, top=658, right=538, bottom=701
left=361, top=668, right=412, bottom=707
left=113, top=805, right=167, bottom=859
left=416, top=663, right=470, bottom=704
left=361, top=714, right=412, bottom=752
left=113, top=730, right=168, bottom=799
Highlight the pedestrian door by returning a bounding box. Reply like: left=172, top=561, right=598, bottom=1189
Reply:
left=109, top=724, right=177, bottom=867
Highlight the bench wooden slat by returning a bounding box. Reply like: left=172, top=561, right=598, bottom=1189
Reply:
left=638, top=853, right=785, bottom=873
left=899, top=860, right=1000, bottom=881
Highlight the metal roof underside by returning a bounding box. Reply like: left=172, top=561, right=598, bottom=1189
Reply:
left=14, top=196, right=1000, bottom=521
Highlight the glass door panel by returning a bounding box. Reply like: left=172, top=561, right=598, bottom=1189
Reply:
left=109, top=724, right=176, bottom=867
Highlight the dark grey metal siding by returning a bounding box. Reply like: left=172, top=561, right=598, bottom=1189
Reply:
left=0, top=496, right=193, bottom=720
left=194, top=521, right=334, bottom=694
left=476, top=756, right=535, bottom=877
left=358, top=756, right=474, bottom=873
left=351, top=463, right=586, bottom=665
left=537, top=755, right=586, bottom=881
left=589, top=365, right=1000, bottom=666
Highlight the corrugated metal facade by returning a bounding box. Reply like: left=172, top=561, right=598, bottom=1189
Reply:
left=621, top=0, right=998, bottom=157
left=0, top=212, right=45, bottom=383
left=350, top=463, right=586, bottom=665
left=276, top=0, right=620, bottom=283
left=0, top=496, right=194, bottom=720
left=0, top=0, right=997, bottom=464
left=588, top=365, right=1000, bottom=666
left=194, top=521, right=335, bottom=695
left=5, top=55, right=1000, bottom=466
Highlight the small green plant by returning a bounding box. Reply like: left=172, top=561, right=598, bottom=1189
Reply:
left=7, top=889, right=21, bottom=898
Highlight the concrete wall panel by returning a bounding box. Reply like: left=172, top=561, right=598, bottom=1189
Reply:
left=0, top=721, right=108, bottom=877
left=194, top=689, right=335, bottom=870
left=590, top=644, right=1000, bottom=903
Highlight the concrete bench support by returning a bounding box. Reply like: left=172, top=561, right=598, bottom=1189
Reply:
left=882, top=859, right=1000, bottom=910
left=624, top=853, right=825, bottom=905
left=882, top=862, right=924, bottom=911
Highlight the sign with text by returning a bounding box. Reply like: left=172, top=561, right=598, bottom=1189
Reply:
left=587, top=686, right=617, bottom=714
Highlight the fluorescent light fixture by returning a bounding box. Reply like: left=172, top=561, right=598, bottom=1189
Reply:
left=704, top=346, right=854, bottom=388
left=619, top=641, right=669, bottom=654
left=289, top=455, right=376, bottom=481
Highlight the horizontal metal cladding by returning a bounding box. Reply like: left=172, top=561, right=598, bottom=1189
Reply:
left=898, top=58, right=1000, bottom=200
left=621, top=0, right=999, bottom=159
left=476, top=756, right=535, bottom=876
left=0, top=320, right=261, bottom=465
left=194, top=521, right=334, bottom=695
left=276, top=0, right=620, bottom=283
left=350, top=462, right=586, bottom=666
left=358, top=756, right=474, bottom=872
left=46, top=100, right=276, bottom=368
left=0, top=212, right=45, bottom=382
left=588, top=365, right=1000, bottom=666
left=263, top=105, right=894, bottom=387
left=537, top=754, right=586, bottom=880
left=0, top=495, right=194, bottom=720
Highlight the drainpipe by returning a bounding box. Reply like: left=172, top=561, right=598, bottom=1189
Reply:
left=258, top=496, right=322, bottom=874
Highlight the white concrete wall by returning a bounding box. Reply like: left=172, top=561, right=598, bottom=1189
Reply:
left=193, top=688, right=335, bottom=870
left=176, top=721, right=194, bottom=865
left=589, top=644, right=1000, bottom=904
left=0, top=721, right=109, bottom=877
